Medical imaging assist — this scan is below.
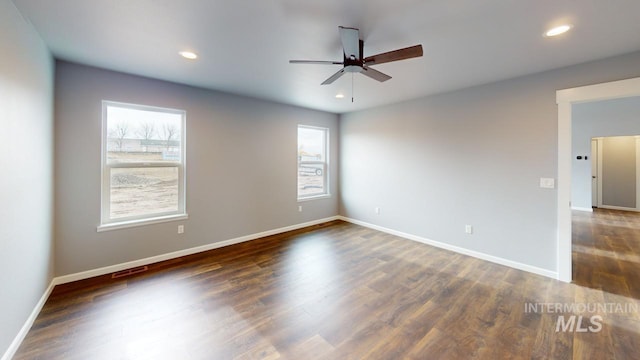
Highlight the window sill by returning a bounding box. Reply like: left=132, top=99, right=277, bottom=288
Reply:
left=297, top=194, right=331, bottom=202
left=97, top=213, right=188, bottom=232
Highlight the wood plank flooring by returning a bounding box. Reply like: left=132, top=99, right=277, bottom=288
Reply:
left=13, top=216, right=640, bottom=359
left=573, top=209, right=640, bottom=299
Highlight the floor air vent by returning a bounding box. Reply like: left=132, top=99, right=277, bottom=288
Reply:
left=111, top=265, right=148, bottom=279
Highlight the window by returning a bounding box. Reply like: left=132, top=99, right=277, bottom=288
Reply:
left=298, top=125, right=329, bottom=199
left=100, top=101, right=186, bottom=230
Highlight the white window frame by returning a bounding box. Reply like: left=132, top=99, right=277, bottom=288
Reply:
left=98, top=101, right=187, bottom=231
left=297, top=125, right=330, bottom=201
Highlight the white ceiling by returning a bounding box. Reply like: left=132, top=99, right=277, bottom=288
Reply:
left=12, top=0, right=640, bottom=114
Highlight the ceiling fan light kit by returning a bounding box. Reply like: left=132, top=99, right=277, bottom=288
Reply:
left=290, top=26, right=423, bottom=86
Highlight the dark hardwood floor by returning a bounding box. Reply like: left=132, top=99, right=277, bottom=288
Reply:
left=13, top=217, right=640, bottom=359
left=573, top=208, right=640, bottom=299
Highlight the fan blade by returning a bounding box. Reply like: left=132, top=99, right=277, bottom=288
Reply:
left=321, top=68, right=346, bottom=85
left=339, top=26, right=360, bottom=60
left=361, top=66, right=392, bottom=82
left=289, top=60, right=343, bottom=65
left=364, top=44, right=423, bottom=65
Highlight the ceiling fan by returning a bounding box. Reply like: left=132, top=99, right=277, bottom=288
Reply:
left=290, top=26, right=423, bottom=85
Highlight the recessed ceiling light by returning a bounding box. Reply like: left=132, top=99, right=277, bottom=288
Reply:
left=179, top=51, right=198, bottom=60
left=544, top=24, right=572, bottom=37
left=335, top=93, right=345, bottom=99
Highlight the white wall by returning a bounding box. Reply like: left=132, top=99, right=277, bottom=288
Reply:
left=54, top=61, right=339, bottom=276
left=340, top=51, right=640, bottom=274
left=572, top=97, right=640, bottom=209
left=0, top=0, right=54, bottom=357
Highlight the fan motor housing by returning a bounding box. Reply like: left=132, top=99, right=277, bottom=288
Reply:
left=289, top=26, right=422, bottom=85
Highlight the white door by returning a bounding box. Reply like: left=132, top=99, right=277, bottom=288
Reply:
left=591, top=139, right=598, bottom=207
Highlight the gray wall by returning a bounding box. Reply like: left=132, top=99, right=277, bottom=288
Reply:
left=602, top=136, right=636, bottom=208
left=0, top=1, right=54, bottom=357
left=55, top=62, right=339, bottom=276
left=572, top=97, right=640, bottom=209
left=339, top=51, right=640, bottom=273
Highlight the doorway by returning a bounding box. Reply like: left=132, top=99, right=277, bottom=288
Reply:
left=556, top=76, right=640, bottom=282
left=590, top=135, right=640, bottom=211
left=570, top=100, right=640, bottom=298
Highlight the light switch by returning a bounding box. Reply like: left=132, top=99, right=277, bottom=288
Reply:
left=540, top=178, right=555, bottom=189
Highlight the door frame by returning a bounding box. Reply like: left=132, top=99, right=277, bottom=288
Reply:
left=556, top=76, right=640, bottom=282
left=591, top=138, right=599, bottom=207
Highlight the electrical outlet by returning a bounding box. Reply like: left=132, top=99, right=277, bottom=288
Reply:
left=375, top=207, right=380, bottom=215
left=465, top=225, right=473, bottom=234
left=178, top=225, right=184, bottom=234
left=298, top=205, right=303, bottom=212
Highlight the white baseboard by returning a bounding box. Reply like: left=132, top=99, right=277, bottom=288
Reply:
left=2, top=280, right=55, bottom=360
left=571, top=206, right=594, bottom=212
left=338, top=216, right=558, bottom=280
left=54, top=216, right=340, bottom=285
left=598, top=205, right=640, bottom=212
